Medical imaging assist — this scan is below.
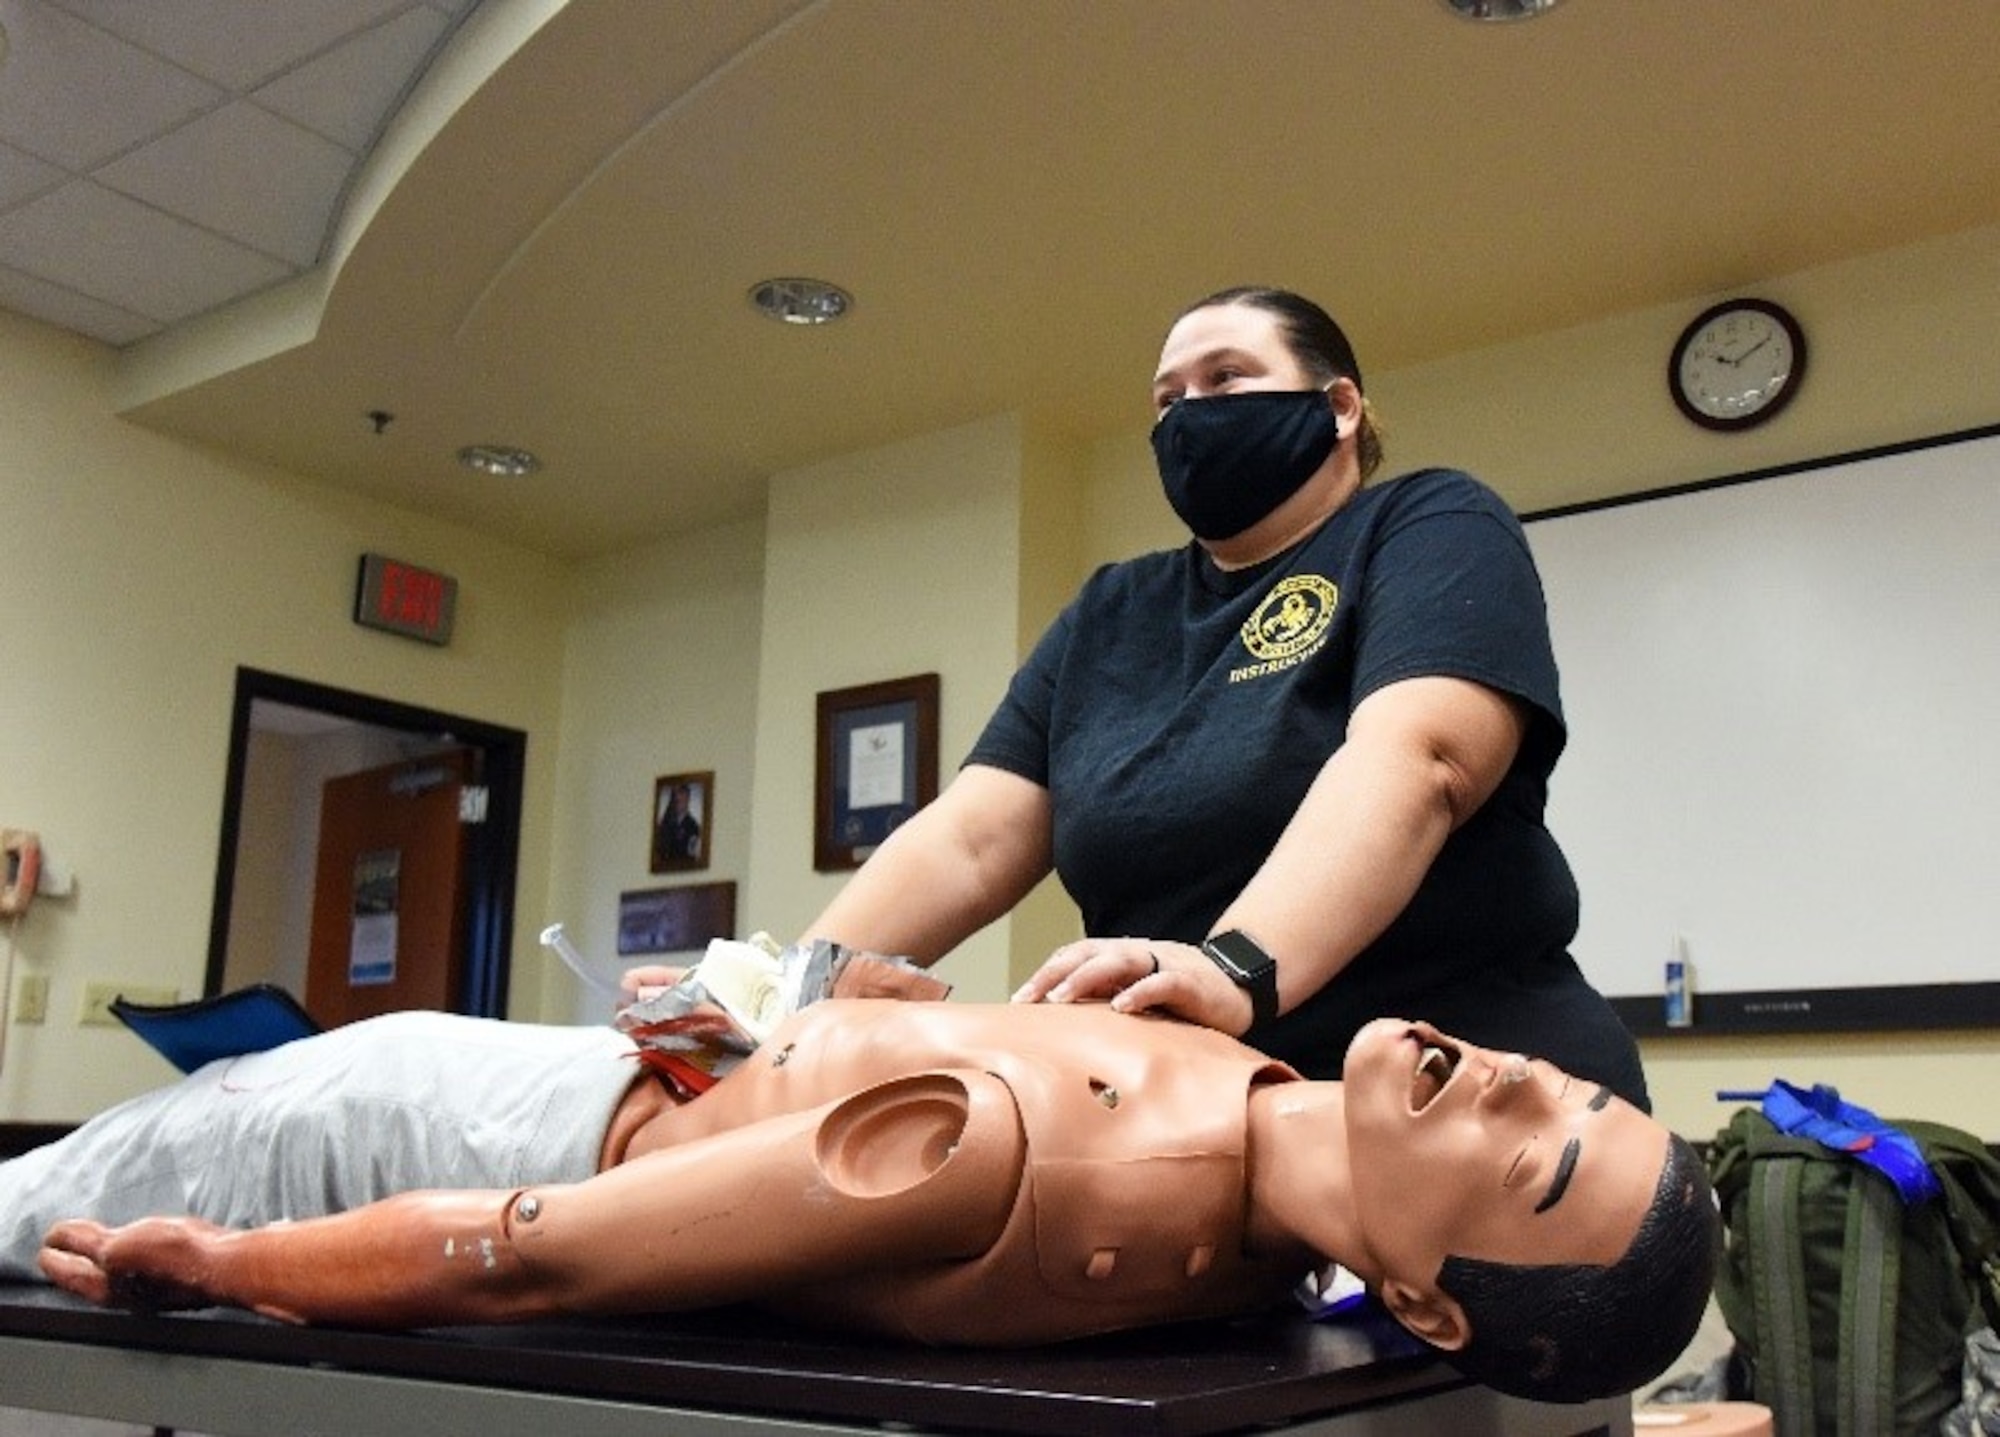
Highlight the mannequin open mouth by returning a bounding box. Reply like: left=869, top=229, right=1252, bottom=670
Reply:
left=1410, top=1036, right=1461, bottom=1111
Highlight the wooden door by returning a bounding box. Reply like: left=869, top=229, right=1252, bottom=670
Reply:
left=305, top=749, right=471, bottom=1028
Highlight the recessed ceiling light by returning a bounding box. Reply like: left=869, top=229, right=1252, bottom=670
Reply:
left=1440, top=0, right=1564, bottom=19
left=457, top=444, right=541, bottom=477
left=748, top=277, right=852, bottom=325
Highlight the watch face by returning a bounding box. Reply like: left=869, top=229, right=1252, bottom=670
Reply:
left=1205, top=930, right=1273, bottom=980
left=1670, top=300, right=1805, bottom=430
left=1204, top=930, right=1279, bottom=1025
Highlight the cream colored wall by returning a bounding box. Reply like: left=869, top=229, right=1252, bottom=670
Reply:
left=541, top=515, right=766, bottom=1022
left=220, top=731, right=303, bottom=991
left=543, top=418, right=1093, bottom=1009
left=1370, top=222, right=2000, bottom=516
left=1001, top=421, right=1094, bottom=983
left=1078, top=224, right=2000, bottom=1140
left=746, top=414, right=1028, bottom=1001
left=0, top=309, right=571, bottom=1121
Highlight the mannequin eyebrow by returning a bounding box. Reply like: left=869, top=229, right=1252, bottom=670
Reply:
left=1534, top=1139, right=1580, bottom=1214
left=1532, top=1086, right=1611, bottom=1213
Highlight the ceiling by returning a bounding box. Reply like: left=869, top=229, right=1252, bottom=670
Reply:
left=0, top=0, right=476, bottom=343
left=3, top=0, right=1998, bottom=561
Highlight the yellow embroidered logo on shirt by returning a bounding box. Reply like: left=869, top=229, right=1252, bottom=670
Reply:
left=1231, top=575, right=1338, bottom=682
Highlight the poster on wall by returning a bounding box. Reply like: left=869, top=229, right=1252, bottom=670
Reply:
left=617, top=881, right=737, bottom=957
left=348, top=849, right=400, bottom=987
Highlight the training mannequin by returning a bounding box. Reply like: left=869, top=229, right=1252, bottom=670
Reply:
left=29, top=1001, right=1714, bottom=1403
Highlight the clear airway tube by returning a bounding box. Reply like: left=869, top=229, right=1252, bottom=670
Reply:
left=539, top=922, right=622, bottom=997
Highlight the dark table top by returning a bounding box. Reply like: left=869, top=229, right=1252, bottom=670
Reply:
left=0, top=1286, right=1450, bottom=1437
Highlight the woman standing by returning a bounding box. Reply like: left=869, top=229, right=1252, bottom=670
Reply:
left=810, top=286, right=1644, bottom=1104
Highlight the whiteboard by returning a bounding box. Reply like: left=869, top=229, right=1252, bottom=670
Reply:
left=1525, top=426, right=2000, bottom=1031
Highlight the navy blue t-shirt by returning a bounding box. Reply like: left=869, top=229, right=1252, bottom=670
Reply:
left=969, top=469, right=1646, bottom=1106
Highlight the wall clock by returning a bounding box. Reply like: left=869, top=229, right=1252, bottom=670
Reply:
left=1668, top=298, right=1806, bottom=431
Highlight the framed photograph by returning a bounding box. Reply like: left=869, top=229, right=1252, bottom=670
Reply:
left=650, top=769, right=713, bottom=873
left=616, top=880, right=737, bottom=957
left=814, top=673, right=940, bottom=872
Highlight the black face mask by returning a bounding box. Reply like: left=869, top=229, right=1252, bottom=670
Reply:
left=1151, top=387, right=1340, bottom=541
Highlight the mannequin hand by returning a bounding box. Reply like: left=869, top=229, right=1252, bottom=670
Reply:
left=39, top=1216, right=230, bottom=1313
left=1011, top=938, right=1256, bottom=1035
left=619, top=964, right=688, bottom=1003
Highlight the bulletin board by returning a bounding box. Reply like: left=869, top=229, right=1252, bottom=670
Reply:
left=1524, top=423, right=2000, bottom=1034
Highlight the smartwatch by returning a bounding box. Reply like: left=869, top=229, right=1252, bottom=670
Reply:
left=1202, top=929, right=1279, bottom=1027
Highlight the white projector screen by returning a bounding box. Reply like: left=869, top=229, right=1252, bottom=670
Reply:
left=1524, top=424, right=2000, bottom=1033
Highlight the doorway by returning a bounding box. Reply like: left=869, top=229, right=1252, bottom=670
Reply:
left=203, top=668, right=526, bottom=1020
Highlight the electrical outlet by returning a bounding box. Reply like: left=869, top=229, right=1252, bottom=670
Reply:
left=78, top=981, right=178, bottom=1027
left=13, top=974, right=48, bottom=1025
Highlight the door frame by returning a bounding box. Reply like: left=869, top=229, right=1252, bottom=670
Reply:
left=203, top=667, right=527, bottom=1018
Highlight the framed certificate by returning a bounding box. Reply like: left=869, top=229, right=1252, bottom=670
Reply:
left=813, top=673, right=939, bottom=871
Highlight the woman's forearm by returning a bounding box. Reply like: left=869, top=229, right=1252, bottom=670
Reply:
left=1217, top=676, right=1527, bottom=1010
left=1217, top=734, right=1456, bottom=1006
left=806, top=818, right=1005, bottom=961
left=804, top=766, right=1053, bottom=962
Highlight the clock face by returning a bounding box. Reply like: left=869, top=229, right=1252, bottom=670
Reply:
left=1670, top=300, right=1805, bottom=430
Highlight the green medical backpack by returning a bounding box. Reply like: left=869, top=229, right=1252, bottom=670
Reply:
left=1708, top=1109, right=2000, bottom=1437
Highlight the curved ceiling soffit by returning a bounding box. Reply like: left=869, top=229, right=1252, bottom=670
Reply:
left=109, top=0, right=572, bottom=414
left=448, top=0, right=830, bottom=349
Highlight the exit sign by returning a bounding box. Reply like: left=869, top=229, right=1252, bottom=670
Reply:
left=354, top=553, right=457, bottom=645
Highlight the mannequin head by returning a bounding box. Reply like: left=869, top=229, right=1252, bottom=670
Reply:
left=1435, top=1130, right=1714, bottom=1402
left=1340, top=1020, right=1717, bottom=1403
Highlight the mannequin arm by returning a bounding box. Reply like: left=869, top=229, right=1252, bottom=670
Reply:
left=41, top=1069, right=1026, bottom=1327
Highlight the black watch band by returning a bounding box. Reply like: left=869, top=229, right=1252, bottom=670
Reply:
left=1202, top=929, right=1279, bottom=1027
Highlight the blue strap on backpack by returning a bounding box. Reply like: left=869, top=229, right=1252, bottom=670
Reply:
left=1718, top=1081, right=1942, bottom=1205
